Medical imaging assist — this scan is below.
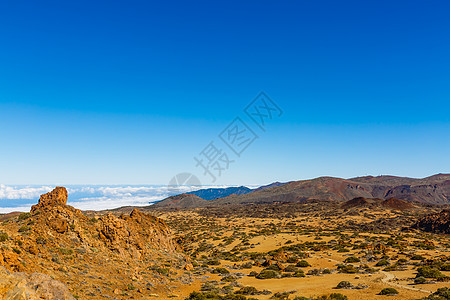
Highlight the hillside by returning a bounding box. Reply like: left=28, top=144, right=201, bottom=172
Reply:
left=341, top=197, right=415, bottom=210
left=187, top=186, right=252, bottom=200
left=151, top=193, right=209, bottom=209
left=0, top=187, right=190, bottom=299
left=209, top=174, right=450, bottom=206
left=412, top=209, right=450, bottom=234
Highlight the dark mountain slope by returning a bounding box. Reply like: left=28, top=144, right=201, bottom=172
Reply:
left=214, top=174, right=450, bottom=206
left=149, top=174, right=450, bottom=209
left=151, top=193, right=209, bottom=209
left=187, top=186, right=252, bottom=200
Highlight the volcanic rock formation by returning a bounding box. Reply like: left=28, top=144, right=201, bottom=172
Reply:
left=31, top=186, right=68, bottom=213
left=0, top=187, right=186, bottom=299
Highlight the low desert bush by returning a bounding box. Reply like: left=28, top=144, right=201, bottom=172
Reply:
left=344, top=256, right=360, bottom=263
left=379, top=288, right=399, bottom=295
left=256, top=269, right=279, bottom=279
left=18, top=213, right=31, bottom=222
left=296, top=260, right=311, bottom=267
left=375, top=259, right=390, bottom=267
left=416, top=266, right=448, bottom=280
left=0, top=232, right=8, bottom=242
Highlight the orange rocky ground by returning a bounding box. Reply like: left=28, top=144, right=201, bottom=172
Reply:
left=0, top=187, right=191, bottom=299
left=1, top=189, right=449, bottom=300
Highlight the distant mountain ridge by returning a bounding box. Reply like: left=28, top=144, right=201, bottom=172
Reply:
left=185, top=182, right=290, bottom=200
left=187, top=186, right=253, bottom=200
left=150, top=174, right=450, bottom=209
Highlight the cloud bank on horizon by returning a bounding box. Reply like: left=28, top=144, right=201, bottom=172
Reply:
left=0, top=184, right=241, bottom=213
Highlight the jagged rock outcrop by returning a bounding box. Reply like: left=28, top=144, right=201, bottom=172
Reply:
left=0, top=187, right=187, bottom=299
left=31, top=187, right=68, bottom=213
left=0, top=266, right=74, bottom=299
left=412, top=209, right=450, bottom=234
left=98, top=209, right=177, bottom=258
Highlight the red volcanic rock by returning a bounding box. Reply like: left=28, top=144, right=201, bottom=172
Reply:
left=341, top=197, right=373, bottom=209
left=381, top=197, right=415, bottom=210
left=341, top=196, right=415, bottom=210
left=31, top=187, right=68, bottom=213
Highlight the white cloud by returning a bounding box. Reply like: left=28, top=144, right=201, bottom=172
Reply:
left=0, top=204, right=33, bottom=214
left=68, top=196, right=160, bottom=211
left=0, top=184, right=256, bottom=213
left=0, top=184, right=52, bottom=200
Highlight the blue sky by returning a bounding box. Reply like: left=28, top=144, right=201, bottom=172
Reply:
left=1, top=0, right=449, bottom=186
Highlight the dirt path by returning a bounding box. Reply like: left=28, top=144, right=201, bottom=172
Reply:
left=379, top=270, right=431, bottom=294
left=312, top=254, right=431, bottom=294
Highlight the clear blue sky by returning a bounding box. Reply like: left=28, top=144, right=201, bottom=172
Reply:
left=0, top=0, right=449, bottom=185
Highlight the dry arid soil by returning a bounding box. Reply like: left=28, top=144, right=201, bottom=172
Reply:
left=1, top=188, right=450, bottom=300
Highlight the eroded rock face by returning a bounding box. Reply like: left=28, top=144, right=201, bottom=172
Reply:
left=0, top=266, right=75, bottom=300
left=31, top=187, right=68, bottom=213
left=0, top=187, right=186, bottom=299
left=98, top=209, right=177, bottom=258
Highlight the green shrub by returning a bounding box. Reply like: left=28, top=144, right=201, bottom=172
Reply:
left=18, top=213, right=31, bottom=222
left=287, top=256, right=298, bottom=263
left=344, top=256, right=360, bottom=263
left=248, top=271, right=258, bottom=277
left=207, top=259, right=221, bottom=266
left=411, top=255, right=425, bottom=261
left=36, top=236, right=46, bottom=244
left=296, top=260, right=311, bottom=267
left=293, top=270, right=305, bottom=277
left=423, top=287, right=450, bottom=299
left=416, top=266, right=447, bottom=280
left=329, top=293, right=348, bottom=300
left=221, top=275, right=237, bottom=282
left=375, top=259, right=390, bottom=267
left=307, top=268, right=321, bottom=276
left=271, top=291, right=295, bottom=299
left=440, top=264, right=450, bottom=271
left=0, top=232, right=8, bottom=242
left=284, top=265, right=298, bottom=272
left=256, top=269, right=279, bottom=279
left=335, top=281, right=353, bottom=289
left=337, top=248, right=350, bottom=253
left=58, top=248, right=74, bottom=255
left=316, top=293, right=348, bottom=300
left=414, top=276, right=427, bottom=284
left=156, top=267, right=169, bottom=275
left=212, top=267, right=230, bottom=274
left=383, top=265, right=399, bottom=272
left=235, top=286, right=259, bottom=295
left=379, top=288, right=399, bottom=295
left=12, top=247, right=21, bottom=254
left=337, top=264, right=359, bottom=274
left=266, top=264, right=282, bottom=271
left=18, top=225, right=31, bottom=232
